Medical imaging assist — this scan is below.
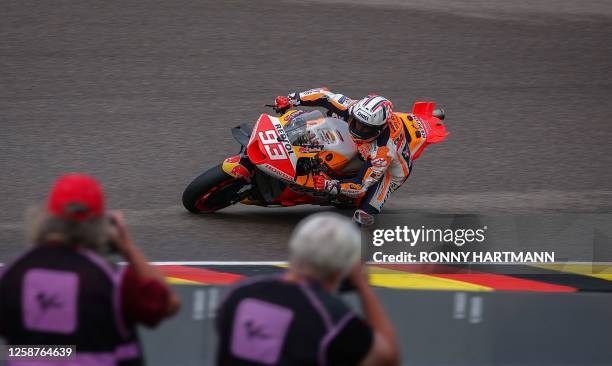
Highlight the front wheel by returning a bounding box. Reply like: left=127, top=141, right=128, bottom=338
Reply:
left=182, top=164, right=248, bottom=213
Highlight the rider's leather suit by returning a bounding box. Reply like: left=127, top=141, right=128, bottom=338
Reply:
left=291, top=87, right=413, bottom=214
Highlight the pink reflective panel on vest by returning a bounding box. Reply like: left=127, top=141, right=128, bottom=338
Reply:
left=22, top=269, right=79, bottom=334
left=230, top=298, right=294, bottom=365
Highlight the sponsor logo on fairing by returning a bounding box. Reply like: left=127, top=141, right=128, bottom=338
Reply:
left=263, top=164, right=294, bottom=181
left=257, top=121, right=294, bottom=161
left=249, top=115, right=297, bottom=181
left=411, top=115, right=427, bottom=138
left=230, top=165, right=251, bottom=180
left=272, top=120, right=294, bottom=156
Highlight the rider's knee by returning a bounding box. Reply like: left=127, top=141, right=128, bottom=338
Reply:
left=340, top=182, right=368, bottom=198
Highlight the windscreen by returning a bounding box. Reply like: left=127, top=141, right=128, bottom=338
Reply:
left=283, top=110, right=325, bottom=146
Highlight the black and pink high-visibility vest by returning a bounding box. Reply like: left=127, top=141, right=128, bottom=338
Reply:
left=0, top=245, right=143, bottom=366
left=216, top=275, right=372, bottom=366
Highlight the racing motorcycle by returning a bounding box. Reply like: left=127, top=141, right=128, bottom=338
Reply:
left=182, top=101, right=448, bottom=213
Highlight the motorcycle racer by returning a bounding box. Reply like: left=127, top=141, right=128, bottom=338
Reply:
left=278, top=88, right=413, bottom=226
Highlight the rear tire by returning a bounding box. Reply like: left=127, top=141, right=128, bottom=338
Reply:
left=182, top=164, right=247, bottom=213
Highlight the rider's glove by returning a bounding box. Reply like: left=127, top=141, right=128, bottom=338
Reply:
left=287, top=92, right=301, bottom=106
left=313, top=174, right=339, bottom=195
left=275, top=96, right=291, bottom=110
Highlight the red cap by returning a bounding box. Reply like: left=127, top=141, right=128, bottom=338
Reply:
left=47, top=174, right=105, bottom=221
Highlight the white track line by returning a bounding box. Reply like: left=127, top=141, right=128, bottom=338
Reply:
left=144, top=261, right=612, bottom=266
left=148, top=261, right=288, bottom=266
left=2, top=261, right=612, bottom=266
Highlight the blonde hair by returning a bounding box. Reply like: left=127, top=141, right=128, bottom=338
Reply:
left=26, top=205, right=113, bottom=253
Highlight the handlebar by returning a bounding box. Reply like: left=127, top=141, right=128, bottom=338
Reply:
left=264, top=102, right=290, bottom=115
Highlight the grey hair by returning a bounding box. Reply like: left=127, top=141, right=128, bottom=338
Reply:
left=26, top=205, right=114, bottom=253
left=288, top=212, right=362, bottom=282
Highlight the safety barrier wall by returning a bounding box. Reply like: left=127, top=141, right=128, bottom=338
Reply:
left=140, top=285, right=612, bottom=366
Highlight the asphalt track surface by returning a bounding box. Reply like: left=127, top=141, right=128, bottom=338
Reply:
left=1, top=0, right=612, bottom=261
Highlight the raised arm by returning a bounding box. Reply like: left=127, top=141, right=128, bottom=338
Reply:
left=288, top=87, right=354, bottom=119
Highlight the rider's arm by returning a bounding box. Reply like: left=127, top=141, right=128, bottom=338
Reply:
left=290, top=87, right=354, bottom=119
left=333, top=130, right=394, bottom=197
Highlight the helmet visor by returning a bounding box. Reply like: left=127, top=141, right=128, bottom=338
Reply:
left=349, top=117, right=383, bottom=141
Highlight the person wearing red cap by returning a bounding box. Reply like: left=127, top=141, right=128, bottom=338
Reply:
left=0, top=173, right=180, bottom=365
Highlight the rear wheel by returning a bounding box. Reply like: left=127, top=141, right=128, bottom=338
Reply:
left=182, top=164, right=248, bottom=213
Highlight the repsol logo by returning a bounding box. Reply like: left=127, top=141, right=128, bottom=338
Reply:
left=273, top=122, right=294, bottom=156
left=412, top=116, right=427, bottom=138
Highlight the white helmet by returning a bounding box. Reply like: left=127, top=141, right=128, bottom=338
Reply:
left=348, top=95, right=393, bottom=141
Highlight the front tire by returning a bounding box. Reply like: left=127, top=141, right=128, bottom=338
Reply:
left=182, top=164, right=248, bottom=213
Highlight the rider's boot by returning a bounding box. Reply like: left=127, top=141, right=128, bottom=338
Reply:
left=352, top=209, right=375, bottom=226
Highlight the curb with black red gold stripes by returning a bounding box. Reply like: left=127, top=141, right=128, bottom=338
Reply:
left=156, top=262, right=612, bottom=293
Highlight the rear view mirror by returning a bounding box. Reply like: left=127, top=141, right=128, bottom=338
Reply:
left=433, top=107, right=446, bottom=120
